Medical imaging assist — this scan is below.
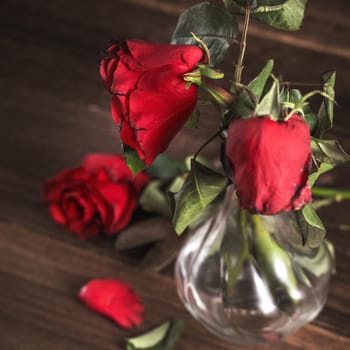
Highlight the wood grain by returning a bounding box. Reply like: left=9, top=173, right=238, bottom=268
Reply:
left=0, top=0, right=350, bottom=349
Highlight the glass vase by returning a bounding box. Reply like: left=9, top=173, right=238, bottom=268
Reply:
left=175, top=186, right=335, bottom=345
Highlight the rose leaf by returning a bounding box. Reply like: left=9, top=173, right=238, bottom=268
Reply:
left=309, top=163, right=334, bottom=188
left=314, top=71, right=336, bottom=137
left=147, top=154, right=186, bottom=182
left=225, top=0, right=287, bottom=11
left=296, top=205, right=326, bottom=248
left=139, top=180, right=172, bottom=218
left=171, top=2, right=238, bottom=66
left=171, top=159, right=228, bottom=234
left=126, top=320, right=185, bottom=350
left=225, top=0, right=307, bottom=32
left=311, top=138, right=350, bottom=166
left=255, top=79, right=280, bottom=119
left=185, top=107, right=200, bottom=128
left=124, top=147, right=145, bottom=175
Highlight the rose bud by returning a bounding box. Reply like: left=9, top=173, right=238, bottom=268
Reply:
left=44, top=154, right=149, bottom=239
left=226, top=114, right=312, bottom=215
left=100, top=40, right=203, bottom=166
left=79, top=279, right=144, bottom=329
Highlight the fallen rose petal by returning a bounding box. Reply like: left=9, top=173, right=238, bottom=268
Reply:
left=79, top=279, right=144, bottom=329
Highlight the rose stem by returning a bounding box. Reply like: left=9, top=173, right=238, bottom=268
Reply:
left=233, top=5, right=251, bottom=93
left=193, top=129, right=222, bottom=161
left=312, top=187, right=350, bottom=200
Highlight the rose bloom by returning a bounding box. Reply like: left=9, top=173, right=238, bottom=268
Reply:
left=44, top=154, right=149, bottom=239
left=79, top=279, right=144, bottom=329
left=100, top=40, right=203, bottom=165
left=226, top=114, right=312, bottom=215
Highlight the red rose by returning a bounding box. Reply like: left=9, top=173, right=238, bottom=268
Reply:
left=79, top=279, right=144, bottom=329
left=100, top=40, right=203, bottom=165
left=44, top=154, right=149, bottom=239
left=226, top=114, right=312, bottom=215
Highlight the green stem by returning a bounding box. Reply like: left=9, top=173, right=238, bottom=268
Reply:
left=193, top=129, right=222, bottom=161
left=239, top=209, right=250, bottom=259
left=312, top=187, right=350, bottom=200
left=233, top=6, right=251, bottom=93
left=250, top=213, right=300, bottom=304
left=224, top=208, right=249, bottom=296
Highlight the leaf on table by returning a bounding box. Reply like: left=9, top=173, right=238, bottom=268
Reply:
left=126, top=320, right=185, bottom=350
left=141, top=232, right=184, bottom=272
left=115, top=217, right=173, bottom=251
left=139, top=181, right=172, bottom=218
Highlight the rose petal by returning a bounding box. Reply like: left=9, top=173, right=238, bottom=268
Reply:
left=96, top=182, right=138, bottom=233
left=126, top=40, right=203, bottom=71
left=126, top=66, right=197, bottom=164
left=79, top=279, right=144, bottom=329
left=226, top=114, right=311, bottom=214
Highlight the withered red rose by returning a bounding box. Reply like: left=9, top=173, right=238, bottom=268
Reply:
left=100, top=40, right=203, bottom=165
left=44, top=154, right=149, bottom=239
left=226, top=114, right=312, bottom=215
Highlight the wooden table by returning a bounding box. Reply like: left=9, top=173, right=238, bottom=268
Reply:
left=1, top=1, right=350, bottom=349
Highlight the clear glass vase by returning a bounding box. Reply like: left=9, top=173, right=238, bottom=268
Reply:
left=175, top=186, right=335, bottom=345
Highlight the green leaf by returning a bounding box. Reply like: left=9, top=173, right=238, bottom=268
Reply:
left=248, top=59, right=274, bottom=101
left=280, top=88, right=318, bottom=133
left=303, top=106, right=318, bottom=135
left=161, top=320, right=186, bottom=350
left=226, top=86, right=257, bottom=121
left=139, top=181, right=172, bottom=217
left=147, top=155, right=186, bottom=182
left=171, top=159, right=228, bottom=234
left=252, top=0, right=307, bottom=31
left=309, top=163, right=334, bottom=187
left=296, top=205, right=326, bottom=248
left=171, top=2, right=238, bottom=66
left=255, top=79, right=280, bottom=119
left=314, top=71, right=336, bottom=137
left=126, top=320, right=185, bottom=350
left=311, top=138, right=350, bottom=166
left=224, top=0, right=306, bottom=31
left=127, top=322, right=170, bottom=349
left=227, top=0, right=287, bottom=10
left=124, top=147, right=145, bottom=175
left=287, top=88, right=302, bottom=104
left=226, top=60, right=274, bottom=122
left=185, top=107, right=200, bottom=128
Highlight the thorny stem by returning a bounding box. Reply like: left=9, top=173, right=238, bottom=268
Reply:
left=233, top=5, right=251, bottom=93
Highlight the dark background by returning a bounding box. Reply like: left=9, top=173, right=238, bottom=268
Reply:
left=0, top=1, right=349, bottom=349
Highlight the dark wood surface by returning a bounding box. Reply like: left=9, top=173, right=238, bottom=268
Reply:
left=1, top=1, right=350, bottom=349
